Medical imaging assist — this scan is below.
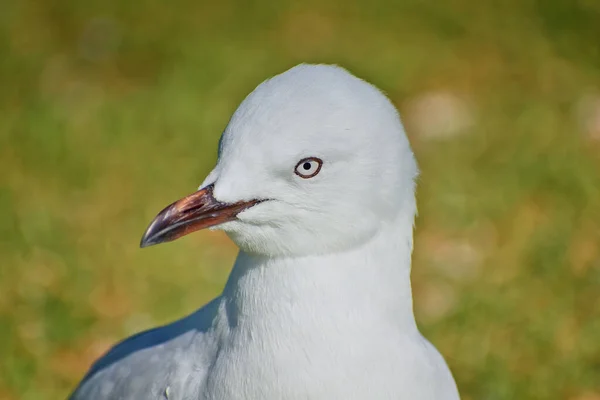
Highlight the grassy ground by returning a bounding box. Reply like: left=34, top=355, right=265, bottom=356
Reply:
left=1, top=0, right=600, bottom=398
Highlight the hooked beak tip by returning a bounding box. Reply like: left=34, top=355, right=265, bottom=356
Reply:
left=139, top=209, right=171, bottom=248
left=139, top=235, right=157, bottom=248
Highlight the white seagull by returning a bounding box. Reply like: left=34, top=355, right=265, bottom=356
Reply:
left=70, top=64, right=460, bottom=400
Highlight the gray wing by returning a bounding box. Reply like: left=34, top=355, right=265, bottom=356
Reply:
left=70, top=298, right=220, bottom=400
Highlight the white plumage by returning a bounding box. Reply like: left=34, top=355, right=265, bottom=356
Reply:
left=71, top=64, right=460, bottom=400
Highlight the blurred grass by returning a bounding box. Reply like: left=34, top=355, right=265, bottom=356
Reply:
left=1, top=0, right=600, bottom=398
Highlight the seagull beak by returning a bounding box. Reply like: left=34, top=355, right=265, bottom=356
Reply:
left=140, top=184, right=261, bottom=248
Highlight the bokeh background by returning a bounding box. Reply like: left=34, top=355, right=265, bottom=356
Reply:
left=1, top=0, right=600, bottom=398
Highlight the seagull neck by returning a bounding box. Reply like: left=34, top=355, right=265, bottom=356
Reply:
left=221, top=213, right=418, bottom=332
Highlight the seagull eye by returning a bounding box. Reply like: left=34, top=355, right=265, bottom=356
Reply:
left=294, top=157, right=323, bottom=179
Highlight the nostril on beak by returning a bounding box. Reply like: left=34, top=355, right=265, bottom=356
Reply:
left=181, top=203, right=207, bottom=214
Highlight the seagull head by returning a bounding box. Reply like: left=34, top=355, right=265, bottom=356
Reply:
left=140, top=64, right=418, bottom=256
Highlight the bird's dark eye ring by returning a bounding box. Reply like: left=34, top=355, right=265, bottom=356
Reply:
left=294, top=157, right=323, bottom=179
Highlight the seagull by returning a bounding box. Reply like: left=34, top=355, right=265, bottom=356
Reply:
left=70, top=64, right=460, bottom=400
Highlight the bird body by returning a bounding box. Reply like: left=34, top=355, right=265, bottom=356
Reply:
left=71, top=64, right=460, bottom=400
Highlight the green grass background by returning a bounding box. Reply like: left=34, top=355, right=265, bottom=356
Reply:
left=1, top=0, right=600, bottom=398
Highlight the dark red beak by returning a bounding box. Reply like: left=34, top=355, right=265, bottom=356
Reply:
left=140, top=184, right=261, bottom=248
